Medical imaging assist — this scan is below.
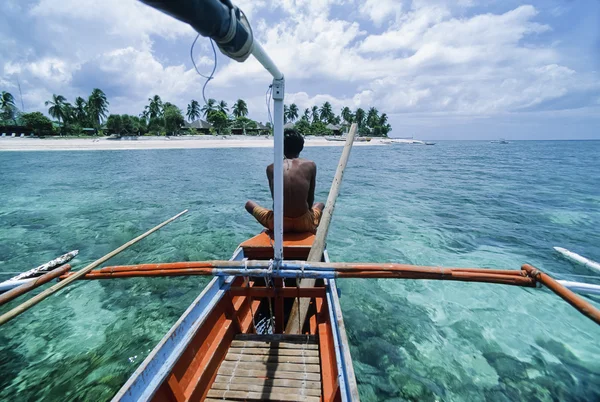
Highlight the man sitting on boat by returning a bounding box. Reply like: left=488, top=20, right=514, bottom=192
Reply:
left=245, top=129, right=324, bottom=233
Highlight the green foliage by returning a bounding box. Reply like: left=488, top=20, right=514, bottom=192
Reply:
left=294, top=119, right=311, bottom=136
left=201, top=98, right=216, bottom=118
left=217, top=100, right=229, bottom=115
left=144, top=95, right=163, bottom=120
left=355, top=108, right=365, bottom=129
left=45, top=94, right=67, bottom=125
left=319, top=101, right=335, bottom=124
left=232, top=99, right=248, bottom=118
left=163, top=104, right=184, bottom=135
left=87, top=88, right=109, bottom=128
left=310, top=120, right=332, bottom=136
left=186, top=100, right=200, bottom=122
left=121, top=114, right=134, bottom=134
left=207, top=110, right=230, bottom=135
left=233, top=116, right=257, bottom=135
left=106, top=114, right=122, bottom=135
left=1, top=91, right=18, bottom=124
left=19, top=112, right=53, bottom=136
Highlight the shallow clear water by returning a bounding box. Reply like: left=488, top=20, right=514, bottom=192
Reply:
left=1, top=141, right=599, bottom=401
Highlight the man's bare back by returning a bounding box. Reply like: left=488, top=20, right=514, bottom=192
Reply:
left=245, top=129, right=324, bottom=233
left=266, top=158, right=316, bottom=217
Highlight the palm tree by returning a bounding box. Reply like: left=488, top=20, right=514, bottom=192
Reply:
left=145, top=95, right=163, bottom=120
left=217, top=100, right=229, bottom=114
left=311, top=106, right=319, bottom=123
left=74, top=97, right=88, bottom=125
left=354, top=108, right=365, bottom=128
left=87, top=88, right=109, bottom=128
left=366, top=107, right=379, bottom=128
left=232, top=99, right=248, bottom=118
left=341, top=107, right=353, bottom=124
left=201, top=98, right=216, bottom=118
left=302, top=108, right=310, bottom=121
left=319, top=102, right=334, bottom=123
left=187, top=100, right=201, bottom=122
left=288, top=104, right=299, bottom=122
left=284, top=105, right=289, bottom=124
left=379, top=113, right=388, bottom=126
left=0, top=91, right=17, bottom=123
left=45, top=94, right=68, bottom=124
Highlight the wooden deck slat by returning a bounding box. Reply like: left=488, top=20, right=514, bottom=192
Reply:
left=230, top=340, right=319, bottom=350
left=219, top=361, right=321, bottom=373
left=213, top=374, right=321, bottom=389
left=207, top=389, right=320, bottom=402
left=216, top=366, right=321, bottom=382
left=204, top=398, right=239, bottom=402
left=224, top=353, right=320, bottom=365
left=228, top=347, right=319, bottom=357
left=210, top=382, right=321, bottom=397
left=235, top=334, right=317, bottom=343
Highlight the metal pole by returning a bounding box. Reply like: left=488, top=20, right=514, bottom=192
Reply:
left=251, top=42, right=283, bottom=80
left=251, top=41, right=285, bottom=264
left=271, top=78, right=285, bottom=264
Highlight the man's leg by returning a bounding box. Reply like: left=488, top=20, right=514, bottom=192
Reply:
left=245, top=200, right=259, bottom=214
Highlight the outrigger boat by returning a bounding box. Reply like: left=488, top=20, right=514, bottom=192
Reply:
left=1, top=1, right=600, bottom=402
left=112, top=232, right=358, bottom=402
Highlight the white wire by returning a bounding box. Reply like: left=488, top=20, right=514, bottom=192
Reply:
left=190, top=33, right=218, bottom=105
left=265, top=85, right=273, bottom=130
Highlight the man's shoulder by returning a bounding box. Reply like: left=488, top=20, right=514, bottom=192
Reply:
left=297, top=158, right=316, bottom=167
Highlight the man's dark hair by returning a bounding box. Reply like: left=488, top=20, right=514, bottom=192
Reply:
left=284, top=128, right=304, bottom=157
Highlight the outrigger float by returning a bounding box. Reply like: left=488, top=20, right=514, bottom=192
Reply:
left=1, top=1, right=600, bottom=402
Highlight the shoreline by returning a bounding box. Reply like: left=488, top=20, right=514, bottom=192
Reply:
left=0, top=136, right=394, bottom=151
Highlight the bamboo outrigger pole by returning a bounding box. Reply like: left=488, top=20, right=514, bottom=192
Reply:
left=0, top=210, right=188, bottom=326
left=60, top=261, right=600, bottom=326
left=0, top=264, right=72, bottom=307
left=286, top=123, right=358, bottom=334
left=522, top=264, right=600, bottom=326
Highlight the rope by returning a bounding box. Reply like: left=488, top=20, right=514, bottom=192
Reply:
left=265, top=85, right=273, bottom=130
left=296, top=272, right=302, bottom=334
left=243, top=259, right=257, bottom=333
left=265, top=259, right=275, bottom=333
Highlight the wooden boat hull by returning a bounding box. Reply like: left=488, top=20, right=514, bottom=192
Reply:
left=113, top=232, right=358, bottom=401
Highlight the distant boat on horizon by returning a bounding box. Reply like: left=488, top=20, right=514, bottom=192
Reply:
left=490, top=138, right=509, bottom=144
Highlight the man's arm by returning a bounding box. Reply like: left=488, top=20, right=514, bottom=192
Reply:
left=307, top=162, right=316, bottom=207
left=266, top=164, right=274, bottom=199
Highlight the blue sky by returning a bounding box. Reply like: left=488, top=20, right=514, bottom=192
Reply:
left=1, top=0, right=599, bottom=139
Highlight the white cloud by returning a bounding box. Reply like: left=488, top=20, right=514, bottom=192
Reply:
left=0, top=0, right=598, bottom=138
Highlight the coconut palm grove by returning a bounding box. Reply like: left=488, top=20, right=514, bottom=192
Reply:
left=0, top=89, right=392, bottom=137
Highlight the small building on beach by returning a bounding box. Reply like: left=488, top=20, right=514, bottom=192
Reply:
left=183, top=119, right=212, bottom=134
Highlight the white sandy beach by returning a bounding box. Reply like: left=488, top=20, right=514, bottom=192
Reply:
left=0, top=135, right=399, bottom=151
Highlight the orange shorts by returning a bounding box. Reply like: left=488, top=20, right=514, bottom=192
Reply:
left=251, top=205, right=322, bottom=234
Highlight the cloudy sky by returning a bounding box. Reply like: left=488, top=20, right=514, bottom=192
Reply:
left=1, top=0, right=599, bottom=139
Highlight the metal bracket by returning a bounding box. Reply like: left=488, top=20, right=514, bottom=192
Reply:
left=272, top=78, right=285, bottom=100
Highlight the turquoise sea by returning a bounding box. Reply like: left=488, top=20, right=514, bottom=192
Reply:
left=1, top=141, right=599, bottom=401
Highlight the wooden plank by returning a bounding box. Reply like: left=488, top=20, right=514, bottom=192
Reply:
left=213, top=374, right=321, bottom=389
left=231, top=340, right=319, bottom=350
left=225, top=353, right=320, bottom=365
left=227, top=347, right=318, bottom=357
left=205, top=399, right=239, bottom=402
left=207, top=389, right=320, bottom=402
left=166, top=374, right=185, bottom=402
left=216, top=367, right=321, bottom=382
left=235, top=334, right=317, bottom=343
left=228, top=287, right=326, bottom=298
left=210, top=382, right=321, bottom=397
left=286, top=124, right=357, bottom=334
left=219, top=361, right=321, bottom=373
